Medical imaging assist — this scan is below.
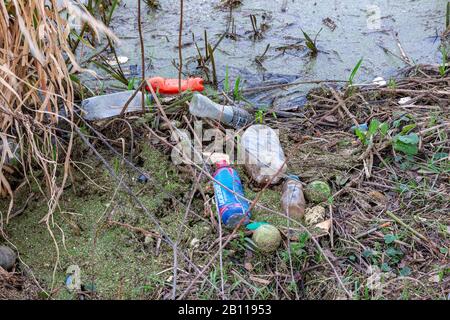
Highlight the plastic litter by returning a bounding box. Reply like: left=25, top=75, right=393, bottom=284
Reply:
left=398, top=96, right=413, bottom=105
left=146, top=77, right=204, bottom=94
left=281, top=175, right=306, bottom=220
left=106, top=56, right=129, bottom=66
left=246, top=221, right=269, bottom=231
left=372, top=76, right=387, bottom=87
left=213, top=159, right=250, bottom=228
left=137, top=174, right=149, bottom=184
left=65, top=265, right=81, bottom=291
left=350, top=123, right=368, bottom=133
left=189, top=93, right=253, bottom=129
left=241, top=125, right=287, bottom=185
left=81, top=90, right=145, bottom=121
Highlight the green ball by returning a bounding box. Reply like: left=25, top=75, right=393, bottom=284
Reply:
left=305, top=181, right=331, bottom=203
left=252, top=224, right=282, bottom=253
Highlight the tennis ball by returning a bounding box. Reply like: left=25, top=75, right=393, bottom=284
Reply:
left=305, top=181, right=331, bottom=203
left=252, top=224, right=282, bottom=253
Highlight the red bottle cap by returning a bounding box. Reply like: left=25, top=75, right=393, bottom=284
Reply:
left=215, top=160, right=229, bottom=169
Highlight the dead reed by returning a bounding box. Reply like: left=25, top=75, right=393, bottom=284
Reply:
left=0, top=0, right=117, bottom=225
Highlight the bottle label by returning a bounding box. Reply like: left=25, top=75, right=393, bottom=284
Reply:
left=213, top=167, right=250, bottom=225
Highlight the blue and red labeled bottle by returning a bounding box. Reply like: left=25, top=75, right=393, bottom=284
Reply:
left=213, top=160, right=250, bottom=228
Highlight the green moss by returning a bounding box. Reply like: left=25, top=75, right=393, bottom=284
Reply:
left=0, top=144, right=212, bottom=299
left=304, top=180, right=331, bottom=203
left=245, top=187, right=289, bottom=227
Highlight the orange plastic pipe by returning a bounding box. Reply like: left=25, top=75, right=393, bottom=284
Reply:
left=145, top=77, right=204, bottom=94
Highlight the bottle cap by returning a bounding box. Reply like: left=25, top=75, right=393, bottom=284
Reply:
left=215, top=159, right=229, bottom=169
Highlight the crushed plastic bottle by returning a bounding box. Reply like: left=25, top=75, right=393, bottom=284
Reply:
left=240, top=125, right=287, bottom=185
left=213, top=159, right=250, bottom=228
left=281, top=175, right=306, bottom=221
left=81, top=91, right=145, bottom=121
left=189, top=93, right=253, bottom=129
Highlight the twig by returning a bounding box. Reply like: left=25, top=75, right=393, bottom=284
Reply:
left=385, top=210, right=439, bottom=253
left=178, top=0, right=184, bottom=92
left=330, top=88, right=359, bottom=127
left=355, top=222, right=392, bottom=239
left=329, top=204, right=334, bottom=249
left=107, top=220, right=160, bottom=239
left=119, top=80, right=146, bottom=117
left=242, top=79, right=347, bottom=94
left=137, top=0, right=146, bottom=112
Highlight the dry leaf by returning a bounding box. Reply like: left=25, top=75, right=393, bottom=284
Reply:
left=368, top=191, right=388, bottom=204
left=315, top=219, right=332, bottom=232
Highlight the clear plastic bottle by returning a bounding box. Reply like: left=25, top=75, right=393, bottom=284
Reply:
left=189, top=93, right=253, bottom=129
left=240, top=125, right=287, bottom=185
left=81, top=91, right=145, bottom=120
left=281, top=175, right=306, bottom=221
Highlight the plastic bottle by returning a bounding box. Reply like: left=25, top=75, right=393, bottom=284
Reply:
left=81, top=91, right=144, bottom=121
left=213, top=160, right=250, bottom=228
left=189, top=93, right=253, bottom=129
left=146, top=77, right=204, bottom=94
left=240, top=125, right=287, bottom=185
left=281, top=175, right=306, bottom=220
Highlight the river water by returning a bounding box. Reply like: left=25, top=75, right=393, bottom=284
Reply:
left=84, top=0, right=448, bottom=108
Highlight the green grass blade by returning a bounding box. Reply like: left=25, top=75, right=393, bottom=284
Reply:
left=349, top=58, right=363, bottom=84
left=233, top=76, right=241, bottom=101
left=224, top=65, right=230, bottom=93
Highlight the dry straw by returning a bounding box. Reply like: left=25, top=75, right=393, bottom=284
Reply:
left=0, top=0, right=117, bottom=225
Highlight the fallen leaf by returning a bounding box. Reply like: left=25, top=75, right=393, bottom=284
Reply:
left=244, top=262, right=253, bottom=272
left=315, top=219, right=332, bottom=232
left=368, top=191, right=388, bottom=204
left=323, top=115, right=338, bottom=123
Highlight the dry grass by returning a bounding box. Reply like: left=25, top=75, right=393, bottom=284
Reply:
left=0, top=0, right=117, bottom=227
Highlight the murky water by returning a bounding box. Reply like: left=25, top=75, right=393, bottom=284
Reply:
left=84, top=0, right=447, bottom=108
